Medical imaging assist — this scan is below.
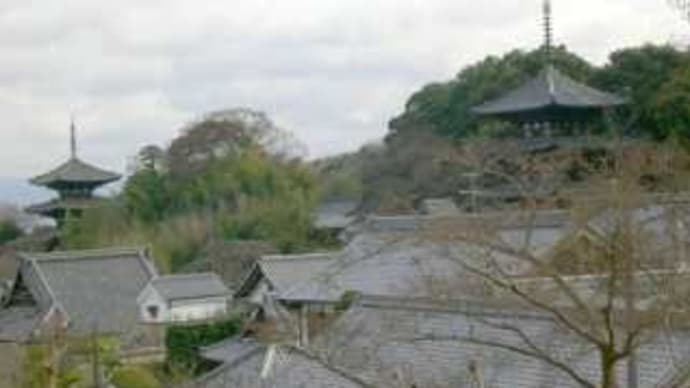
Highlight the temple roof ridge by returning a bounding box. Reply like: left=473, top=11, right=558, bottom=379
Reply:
left=30, top=156, right=121, bottom=188
left=472, top=64, right=626, bottom=117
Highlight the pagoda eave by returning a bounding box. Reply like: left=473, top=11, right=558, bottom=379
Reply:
left=30, top=157, right=121, bottom=189
left=473, top=103, right=620, bottom=124
left=472, top=65, right=627, bottom=125
left=25, top=197, right=108, bottom=218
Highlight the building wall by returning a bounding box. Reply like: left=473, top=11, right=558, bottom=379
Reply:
left=138, top=286, right=170, bottom=324
left=139, top=286, right=228, bottom=324
left=169, top=297, right=227, bottom=322
left=248, top=279, right=270, bottom=305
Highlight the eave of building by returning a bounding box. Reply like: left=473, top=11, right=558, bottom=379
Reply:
left=30, top=157, right=121, bottom=189
left=472, top=65, right=626, bottom=120
left=24, top=197, right=109, bottom=216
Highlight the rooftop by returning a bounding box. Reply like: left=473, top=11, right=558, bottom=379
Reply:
left=315, top=295, right=690, bottom=387
left=236, top=252, right=337, bottom=299
left=25, top=196, right=111, bottom=216
left=148, top=273, right=230, bottom=302
left=472, top=65, right=625, bottom=120
left=280, top=210, right=570, bottom=303
left=12, top=247, right=157, bottom=339
left=30, top=157, right=121, bottom=189
left=191, top=342, right=367, bottom=388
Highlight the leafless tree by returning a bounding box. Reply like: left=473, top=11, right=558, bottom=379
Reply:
left=414, top=140, right=690, bottom=388
left=305, top=140, right=690, bottom=388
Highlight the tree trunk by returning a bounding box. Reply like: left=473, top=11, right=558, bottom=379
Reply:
left=600, top=350, right=618, bottom=388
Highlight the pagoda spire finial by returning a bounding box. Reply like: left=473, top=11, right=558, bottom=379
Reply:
left=70, top=114, right=77, bottom=159
left=543, top=0, right=553, bottom=64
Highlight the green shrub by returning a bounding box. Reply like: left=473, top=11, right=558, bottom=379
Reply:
left=111, top=366, right=161, bottom=388
left=165, top=318, right=241, bottom=374
left=0, top=220, right=22, bottom=244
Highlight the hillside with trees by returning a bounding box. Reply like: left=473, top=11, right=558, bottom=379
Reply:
left=318, top=44, right=690, bottom=211
left=61, top=109, right=327, bottom=274
left=49, top=44, right=690, bottom=276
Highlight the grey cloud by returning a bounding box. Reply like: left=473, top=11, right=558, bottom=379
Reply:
left=0, top=0, right=686, bottom=199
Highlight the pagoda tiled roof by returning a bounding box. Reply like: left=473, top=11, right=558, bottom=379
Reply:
left=30, top=157, right=120, bottom=187
left=472, top=65, right=626, bottom=117
left=24, top=197, right=109, bottom=216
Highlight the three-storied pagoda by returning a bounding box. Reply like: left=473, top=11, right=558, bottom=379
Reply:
left=472, top=0, right=626, bottom=139
left=26, top=121, right=121, bottom=224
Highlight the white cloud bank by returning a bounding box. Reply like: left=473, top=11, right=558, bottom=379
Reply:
left=0, top=0, right=687, bottom=189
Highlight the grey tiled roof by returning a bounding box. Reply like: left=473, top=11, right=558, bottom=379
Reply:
left=235, top=253, right=337, bottom=299
left=191, top=344, right=367, bottom=388
left=472, top=65, right=626, bottom=116
left=0, top=306, right=42, bottom=342
left=19, top=247, right=157, bottom=337
left=259, top=253, right=337, bottom=293
left=280, top=235, right=469, bottom=302
left=30, top=157, right=121, bottom=187
left=25, top=197, right=111, bottom=215
left=314, top=200, right=359, bottom=229
left=346, top=209, right=570, bottom=237
left=149, top=273, right=229, bottom=302
left=200, top=337, right=263, bottom=364
left=279, top=225, right=565, bottom=303
left=316, top=296, right=690, bottom=388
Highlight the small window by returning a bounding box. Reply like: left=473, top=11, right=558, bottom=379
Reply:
left=147, top=305, right=159, bottom=319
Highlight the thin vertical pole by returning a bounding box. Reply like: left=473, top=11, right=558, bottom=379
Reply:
left=543, top=0, right=553, bottom=63
left=70, top=116, right=77, bottom=159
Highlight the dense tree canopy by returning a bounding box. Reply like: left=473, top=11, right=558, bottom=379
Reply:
left=389, top=46, right=595, bottom=140
left=65, top=109, right=322, bottom=271
left=389, top=44, right=690, bottom=141
left=595, top=45, right=690, bottom=139
left=341, top=44, right=690, bottom=212
left=0, top=219, right=22, bottom=245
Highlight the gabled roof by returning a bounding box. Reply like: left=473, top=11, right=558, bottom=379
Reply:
left=190, top=342, right=368, bottom=388
left=316, top=295, right=690, bottom=387
left=146, top=273, right=230, bottom=302
left=236, top=253, right=337, bottom=298
left=259, top=253, right=337, bottom=293
left=280, top=223, right=566, bottom=303
left=279, top=235, right=474, bottom=303
left=30, top=157, right=121, bottom=188
left=472, top=65, right=625, bottom=118
left=15, top=247, right=157, bottom=337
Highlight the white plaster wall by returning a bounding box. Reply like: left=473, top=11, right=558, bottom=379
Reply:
left=248, top=280, right=270, bottom=305
left=138, top=286, right=170, bottom=323
left=169, top=297, right=227, bottom=322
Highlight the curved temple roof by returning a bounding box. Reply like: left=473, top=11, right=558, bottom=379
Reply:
left=30, top=157, right=121, bottom=188
left=24, top=197, right=109, bottom=216
left=472, top=65, right=626, bottom=119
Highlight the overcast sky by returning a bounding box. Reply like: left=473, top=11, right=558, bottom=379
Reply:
left=0, top=0, right=687, bottom=192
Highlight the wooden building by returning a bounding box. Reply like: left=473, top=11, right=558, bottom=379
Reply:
left=472, top=0, right=626, bottom=140
left=25, top=121, right=120, bottom=224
